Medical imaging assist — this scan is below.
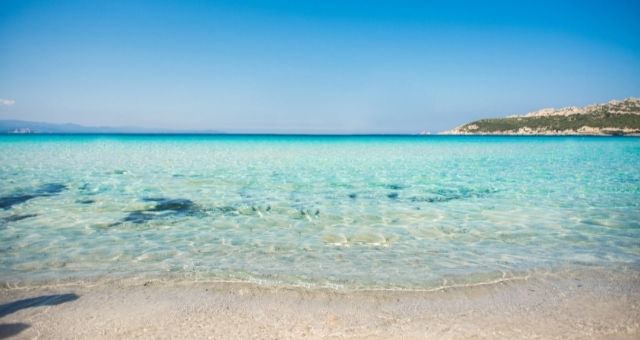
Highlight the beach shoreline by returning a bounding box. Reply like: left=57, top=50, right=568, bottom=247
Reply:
left=1, top=268, right=638, bottom=339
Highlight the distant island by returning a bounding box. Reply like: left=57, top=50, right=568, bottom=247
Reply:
left=0, top=120, right=224, bottom=134
left=442, top=98, right=640, bottom=136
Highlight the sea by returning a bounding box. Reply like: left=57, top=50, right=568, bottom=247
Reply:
left=1, top=135, right=638, bottom=289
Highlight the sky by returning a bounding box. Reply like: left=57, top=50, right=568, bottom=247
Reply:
left=0, top=0, right=639, bottom=133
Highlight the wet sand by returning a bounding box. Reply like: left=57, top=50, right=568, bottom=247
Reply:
left=1, top=268, right=638, bottom=339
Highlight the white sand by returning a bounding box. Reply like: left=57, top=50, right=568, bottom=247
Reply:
left=1, top=268, right=638, bottom=339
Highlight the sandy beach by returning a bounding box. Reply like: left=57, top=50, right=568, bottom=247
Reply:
left=1, top=268, right=638, bottom=339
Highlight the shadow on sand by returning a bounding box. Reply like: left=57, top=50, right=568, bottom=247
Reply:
left=0, top=323, right=30, bottom=339
left=0, top=293, right=79, bottom=338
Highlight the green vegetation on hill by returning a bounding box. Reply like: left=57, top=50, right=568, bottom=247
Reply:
left=448, top=98, right=640, bottom=135
left=466, top=114, right=640, bottom=134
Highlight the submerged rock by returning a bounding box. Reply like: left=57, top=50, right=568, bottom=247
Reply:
left=114, top=197, right=204, bottom=226
left=150, top=198, right=196, bottom=212
left=410, top=195, right=458, bottom=203
left=76, top=199, right=95, bottom=204
left=35, top=183, right=66, bottom=195
left=0, top=183, right=66, bottom=210
left=3, top=214, right=37, bottom=222
left=123, top=211, right=155, bottom=224
left=0, top=195, right=36, bottom=210
left=410, top=187, right=497, bottom=204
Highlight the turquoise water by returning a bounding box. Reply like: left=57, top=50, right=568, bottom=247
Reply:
left=1, top=135, right=639, bottom=289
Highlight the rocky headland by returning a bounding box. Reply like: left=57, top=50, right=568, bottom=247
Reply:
left=442, top=98, right=640, bottom=135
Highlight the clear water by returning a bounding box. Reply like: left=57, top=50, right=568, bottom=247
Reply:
left=1, top=135, right=639, bottom=289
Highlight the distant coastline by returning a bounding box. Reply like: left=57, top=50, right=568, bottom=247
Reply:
left=4, top=98, right=640, bottom=136
left=441, top=97, right=640, bottom=136
left=0, top=119, right=225, bottom=135
left=0, top=120, right=426, bottom=136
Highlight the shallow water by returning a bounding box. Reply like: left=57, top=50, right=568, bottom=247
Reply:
left=0, top=135, right=639, bottom=289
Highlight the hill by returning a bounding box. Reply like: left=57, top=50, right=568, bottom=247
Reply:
left=443, top=98, right=640, bottom=135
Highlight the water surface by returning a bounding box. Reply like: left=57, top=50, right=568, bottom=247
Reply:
left=1, top=135, right=639, bottom=289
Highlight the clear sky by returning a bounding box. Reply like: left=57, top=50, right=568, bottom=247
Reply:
left=1, top=0, right=639, bottom=133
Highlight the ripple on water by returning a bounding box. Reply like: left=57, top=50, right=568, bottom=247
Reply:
left=0, top=136, right=639, bottom=289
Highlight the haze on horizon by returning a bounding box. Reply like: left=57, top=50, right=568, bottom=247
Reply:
left=1, top=0, right=639, bottom=133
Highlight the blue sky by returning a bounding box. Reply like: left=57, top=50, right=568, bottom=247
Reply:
left=0, top=0, right=639, bottom=133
